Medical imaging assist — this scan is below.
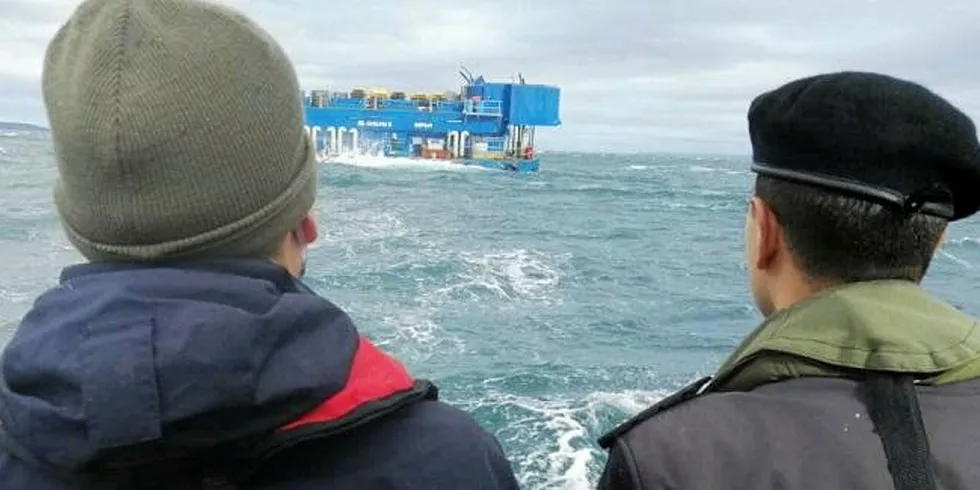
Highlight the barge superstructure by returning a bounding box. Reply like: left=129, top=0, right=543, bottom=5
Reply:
left=302, top=67, right=561, bottom=172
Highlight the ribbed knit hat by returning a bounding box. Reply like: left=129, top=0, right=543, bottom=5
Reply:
left=42, top=0, right=317, bottom=261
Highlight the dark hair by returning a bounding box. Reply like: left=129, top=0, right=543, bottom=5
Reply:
left=754, top=176, right=947, bottom=283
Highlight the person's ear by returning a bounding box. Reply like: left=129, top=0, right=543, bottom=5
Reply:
left=294, top=213, right=319, bottom=246
left=749, top=197, right=781, bottom=271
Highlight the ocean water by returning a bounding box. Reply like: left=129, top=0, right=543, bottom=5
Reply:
left=1, top=129, right=979, bottom=488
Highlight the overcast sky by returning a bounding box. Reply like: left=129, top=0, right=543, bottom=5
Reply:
left=0, top=0, right=977, bottom=154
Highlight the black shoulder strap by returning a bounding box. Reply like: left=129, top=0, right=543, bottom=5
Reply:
left=597, top=376, right=711, bottom=449
left=598, top=371, right=940, bottom=489
left=861, top=372, right=938, bottom=490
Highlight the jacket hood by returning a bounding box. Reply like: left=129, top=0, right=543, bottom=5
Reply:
left=0, top=259, right=404, bottom=473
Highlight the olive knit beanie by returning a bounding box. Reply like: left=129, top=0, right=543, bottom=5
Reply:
left=42, top=0, right=317, bottom=261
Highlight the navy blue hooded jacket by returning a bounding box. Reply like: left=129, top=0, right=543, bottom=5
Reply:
left=0, top=259, right=519, bottom=489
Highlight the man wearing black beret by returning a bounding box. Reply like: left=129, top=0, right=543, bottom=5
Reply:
left=596, top=72, right=980, bottom=490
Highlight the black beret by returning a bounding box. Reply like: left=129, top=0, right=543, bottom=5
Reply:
left=748, top=71, right=980, bottom=221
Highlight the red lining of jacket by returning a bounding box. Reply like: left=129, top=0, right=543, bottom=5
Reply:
left=280, top=337, right=416, bottom=431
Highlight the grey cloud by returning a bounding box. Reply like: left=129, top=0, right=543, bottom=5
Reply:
left=0, top=0, right=977, bottom=153
left=0, top=0, right=70, bottom=24
left=0, top=78, right=44, bottom=125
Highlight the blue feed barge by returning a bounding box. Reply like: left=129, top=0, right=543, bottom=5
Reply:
left=302, top=68, right=561, bottom=172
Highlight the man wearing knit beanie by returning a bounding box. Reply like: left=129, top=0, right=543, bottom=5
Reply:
left=0, top=1, right=520, bottom=489
left=598, top=72, right=980, bottom=489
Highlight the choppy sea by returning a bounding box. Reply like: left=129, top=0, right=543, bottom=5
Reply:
left=2, top=129, right=978, bottom=488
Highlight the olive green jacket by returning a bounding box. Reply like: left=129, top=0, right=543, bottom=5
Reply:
left=598, top=280, right=980, bottom=489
